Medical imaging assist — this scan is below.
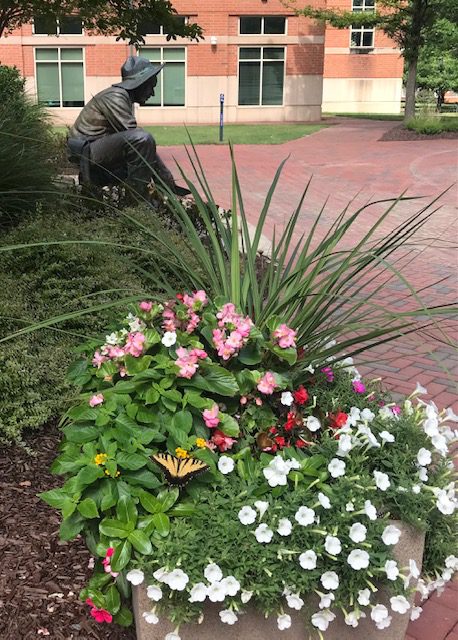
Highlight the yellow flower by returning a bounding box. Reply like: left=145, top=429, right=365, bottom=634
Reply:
left=94, top=453, right=108, bottom=465
left=195, top=438, right=207, bottom=449
left=175, top=447, right=189, bottom=459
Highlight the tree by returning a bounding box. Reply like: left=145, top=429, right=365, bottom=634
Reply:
left=282, top=0, right=458, bottom=121
left=0, top=0, right=203, bottom=45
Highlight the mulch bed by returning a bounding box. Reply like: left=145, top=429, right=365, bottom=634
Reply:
left=0, top=423, right=136, bottom=640
left=380, top=124, right=458, bottom=141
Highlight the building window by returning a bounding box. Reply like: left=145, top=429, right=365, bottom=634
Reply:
left=350, top=0, right=375, bottom=49
left=238, top=47, right=284, bottom=106
left=35, top=48, right=84, bottom=107
left=140, top=48, right=185, bottom=106
left=140, top=16, right=187, bottom=35
left=33, top=16, right=83, bottom=35
left=239, top=16, right=287, bottom=35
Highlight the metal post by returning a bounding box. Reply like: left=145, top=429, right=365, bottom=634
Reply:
left=219, top=93, right=225, bottom=142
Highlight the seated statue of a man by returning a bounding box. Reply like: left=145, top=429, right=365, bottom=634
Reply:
left=68, top=56, right=176, bottom=193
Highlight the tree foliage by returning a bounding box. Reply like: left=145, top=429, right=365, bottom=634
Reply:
left=0, top=0, right=203, bottom=44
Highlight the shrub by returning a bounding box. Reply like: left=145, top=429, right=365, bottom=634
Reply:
left=406, top=115, right=458, bottom=134
left=0, top=63, right=25, bottom=103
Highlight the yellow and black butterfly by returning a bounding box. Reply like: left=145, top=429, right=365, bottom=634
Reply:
left=152, top=453, right=209, bottom=487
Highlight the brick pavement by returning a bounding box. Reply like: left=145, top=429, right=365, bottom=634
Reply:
left=163, top=121, right=458, bottom=639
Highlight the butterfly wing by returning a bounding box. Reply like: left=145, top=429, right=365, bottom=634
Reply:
left=152, top=453, right=181, bottom=485
left=153, top=453, right=209, bottom=486
left=176, top=457, right=210, bottom=485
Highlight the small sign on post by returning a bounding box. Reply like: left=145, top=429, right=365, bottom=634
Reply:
left=219, top=93, right=224, bottom=142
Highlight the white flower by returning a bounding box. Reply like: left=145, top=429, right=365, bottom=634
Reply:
left=328, top=458, right=346, bottom=478
left=277, top=613, right=292, bottom=630
left=346, top=501, right=355, bottom=512
left=417, top=448, right=432, bottom=466
left=371, top=604, right=389, bottom=623
left=238, top=505, right=257, bottom=525
left=286, top=593, right=304, bottom=610
left=241, top=590, right=253, bottom=604
left=167, top=568, right=189, bottom=591
left=299, top=550, right=317, bottom=570
left=418, top=466, right=429, bottom=482
left=347, top=549, right=370, bottom=570
left=320, top=571, right=339, bottom=590
left=412, top=484, right=421, bottom=494
left=317, top=492, right=332, bottom=509
left=435, top=489, right=456, bottom=515
left=336, top=434, right=353, bottom=457
left=263, top=456, right=291, bottom=487
left=349, top=522, right=367, bottom=543
left=294, top=506, right=315, bottom=526
left=390, top=595, right=410, bottom=614
left=165, top=633, right=181, bottom=640
left=376, top=615, right=392, bottom=630
left=204, top=563, right=223, bottom=583
left=311, top=609, right=336, bottom=631
left=445, top=407, right=458, bottom=422
left=126, top=314, right=144, bottom=333
left=432, top=433, right=448, bottom=456
left=281, top=391, right=294, bottom=406
left=424, top=417, right=439, bottom=437
left=414, top=382, right=427, bottom=395
left=277, top=518, right=293, bottom=536
left=319, top=592, right=335, bottom=609
left=188, top=583, right=208, bottom=602
left=306, top=416, right=321, bottom=432
left=325, top=535, right=342, bottom=555
left=152, top=567, right=169, bottom=582
left=126, top=569, right=145, bottom=586
left=207, top=581, right=226, bottom=602
left=404, top=399, right=414, bottom=415
left=218, top=455, right=234, bottom=475
left=374, top=470, right=390, bottom=491
left=382, top=524, right=402, bottom=545
left=384, top=560, right=399, bottom=580
left=380, top=430, right=395, bottom=443
left=361, top=408, right=375, bottom=422
left=364, top=499, right=377, bottom=520
left=410, top=606, right=423, bottom=621
left=409, top=559, right=420, bottom=578
left=221, top=576, right=240, bottom=596
left=357, top=588, right=371, bottom=606
left=348, top=406, right=361, bottom=426
left=146, top=585, right=162, bottom=601
left=379, top=406, right=393, bottom=420
left=345, top=610, right=364, bottom=627
left=142, top=611, right=159, bottom=624
left=445, top=555, right=458, bottom=570
left=105, top=332, right=119, bottom=345
left=161, top=331, right=177, bottom=347
left=254, top=500, right=269, bottom=518
left=219, top=609, right=238, bottom=625
left=254, top=523, right=274, bottom=543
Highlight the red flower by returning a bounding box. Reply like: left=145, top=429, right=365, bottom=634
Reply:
left=176, top=293, right=184, bottom=301
left=284, top=411, right=296, bottom=431
left=274, top=436, right=286, bottom=448
left=296, top=438, right=312, bottom=448
left=293, top=386, right=309, bottom=405
left=329, top=412, right=348, bottom=429
left=211, top=429, right=236, bottom=452
left=269, top=426, right=278, bottom=434
left=86, top=599, right=112, bottom=624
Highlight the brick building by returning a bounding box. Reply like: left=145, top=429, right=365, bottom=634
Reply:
left=0, top=0, right=403, bottom=125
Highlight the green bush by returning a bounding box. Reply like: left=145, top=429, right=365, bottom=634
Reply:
left=406, top=114, right=458, bottom=134
left=0, top=64, right=25, bottom=103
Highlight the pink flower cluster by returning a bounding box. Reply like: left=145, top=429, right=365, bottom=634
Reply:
left=212, top=303, right=253, bottom=360
left=89, top=393, right=104, bottom=407
left=352, top=380, right=366, bottom=394
left=175, top=347, right=208, bottom=379
left=272, top=323, right=297, bottom=349
left=203, top=404, right=220, bottom=428
left=139, top=300, right=153, bottom=312
left=321, top=366, right=335, bottom=382
left=102, top=547, right=119, bottom=578
left=210, top=429, right=235, bottom=452
left=257, top=371, right=278, bottom=395
left=162, top=290, right=208, bottom=334
left=92, top=332, right=146, bottom=371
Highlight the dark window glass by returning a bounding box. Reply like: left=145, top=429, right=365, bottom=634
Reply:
left=262, top=61, right=284, bottom=105
left=34, top=16, right=57, bottom=35
left=264, top=17, right=286, bottom=34
left=240, top=17, right=262, bottom=34
left=59, top=16, right=83, bottom=34
left=362, top=30, right=374, bottom=46
left=263, top=47, right=284, bottom=60
left=239, top=62, right=261, bottom=105
left=239, top=47, right=261, bottom=60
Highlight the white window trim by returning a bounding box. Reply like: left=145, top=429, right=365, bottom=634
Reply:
left=34, top=46, right=86, bottom=108
left=351, top=0, right=376, bottom=10
left=349, top=25, right=375, bottom=49
left=238, top=45, right=286, bottom=107
left=32, top=17, right=84, bottom=36
left=239, top=16, right=288, bottom=36
left=138, top=47, right=187, bottom=108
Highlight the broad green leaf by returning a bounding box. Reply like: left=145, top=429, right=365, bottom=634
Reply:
left=99, top=518, right=133, bottom=538
left=113, top=606, right=133, bottom=627
left=122, top=469, right=162, bottom=489
left=219, top=413, right=240, bottom=437
left=139, top=491, right=161, bottom=514
left=152, top=512, right=170, bottom=537
left=183, top=391, right=208, bottom=409
left=39, top=488, right=71, bottom=510
left=77, top=498, right=99, bottom=519
left=269, top=344, right=297, bottom=365
left=75, top=464, right=105, bottom=489
left=161, top=388, right=182, bottom=402
left=60, top=513, right=85, bottom=541
left=105, top=584, right=121, bottom=615
left=62, top=424, right=99, bottom=443
left=238, top=342, right=263, bottom=365
left=67, top=405, right=99, bottom=422
left=116, top=452, right=148, bottom=471
left=145, top=387, right=160, bottom=404
left=111, top=539, right=132, bottom=572
left=128, top=529, right=153, bottom=555
left=190, top=365, right=239, bottom=396
left=125, top=354, right=153, bottom=375
left=67, top=358, right=89, bottom=382
left=115, top=413, right=140, bottom=433
left=168, top=502, right=197, bottom=517
left=116, top=495, right=137, bottom=525
left=157, top=487, right=180, bottom=512
left=172, top=410, right=193, bottom=434
left=144, top=328, right=161, bottom=346
left=137, top=428, right=165, bottom=444
left=136, top=407, right=158, bottom=424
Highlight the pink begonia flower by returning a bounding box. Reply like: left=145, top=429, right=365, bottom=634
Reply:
left=203, top=404, right=220, bottom=428
left=86, top=599, right=113, bottom=624
left=89, top=394, right=104, bottom=407
left=240, top=396, right=248, bottom=405
left=139, top=301, right=153, bottom=312
left=162, top=307, right=177, bottom=332
left=255, top=397, right=263, bottom=406
left=352, top=380, right=366, bottom=394
left=257, top=372, right=277, bottom=395
left=186, top=312, right=200, bottom=334
left=272, top=323, right=297, bottom=349
left=183, top=290, right=208, bottom=310
left=211, top=429, right=236, bottom=452
left=175, top=347, right=206, bottom=379
left=107, top=345, right=125, bottom=359
left=124, top=332, right=145, bottom=357
left=216, top=303, right=237, bottom=326
left=190, top=348, right=208, bottom=360
left=92, top=351, right=106, bottom=368
left=226, top=330, right=244, bottom=351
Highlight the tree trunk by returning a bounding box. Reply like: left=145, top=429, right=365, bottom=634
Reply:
left=404, top=57, right=418, bottom=121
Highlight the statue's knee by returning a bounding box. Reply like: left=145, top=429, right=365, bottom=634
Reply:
left=126, top=129, right=156, bottom=153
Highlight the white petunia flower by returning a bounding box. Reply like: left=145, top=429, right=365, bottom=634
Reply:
left=318, top=492, right=332, bottom=509
left=306, top=416, right=322, bottom=432
left=349, top=522, right=367, bottom=543
left=417, top=448, right=432, bottom=466
left=281, top=391, right=294, bottom=406
left=207, top=581, right=226, bottom=602
left=325, top=535, right=342, bottom=555
left=382, top=524, right=402, bottom=546
left=167, top=569, right=189, bottom=591
left=218, top=455, right=234, bottom=475
left=295, top=506, right=315, bottom=526
left=263, top=456, right=292, bottom=487
left=371, top=604, right=389, bottom=623
left=254, top=523, right=274, bottom=543
left=357, top=588, right=371, bottom=606
left=410, top=606, right=423, bottom=621
left=347, top=549, right=370, bottom=570
left=361, top=408, right=375, bottom=422
left=254, top=500, right=269, bottom=518
left=277, top=518, right=293, bottom=536
left=376, top=615, right=393, bottom=630
left=241, top=590, right=253, bottom=604
left=319, top=592, right=335, bottom=609
left=418, top=466, right=429, bottom=482
left=337, top=434, right=353, bottom=457
left=373, top=470, right=390, bottom=491
left=345, top=610, right=365, bottom=627
left=414, top=382, right=427, bottom=395
left=126, top=569, right=145, bottom=586
left=238, top=505, right=257, bottom=525
left=423, top=417, right=439, bottom=437
left=142, top=611, right=159, bottom=624
left=165, top=633, right=181, bottom=640
left=204, top=563, right=223, bottom=583
left=346, top=501, right=355, bottom=512
left=219, top=610, right=238, bottom=625
left=328, top=458, right=346, bottom=478
left=404, top=399, right=414, bottom=415
left=299, top=550, right=317, bottom=570
left=379, top=406, right=393, bottom=420
left=445, top=407, right=458, bottom=422
left=161, top=331, right=177, bottom=347
left=320, top=571, right=339, bottom=590
left=384, top=560, right=399, bottom=581
left=445, top=555, right=458, bottom=570
left=390, top=595, right=410, bottom=614
left=380, top=430, right=395, bottom=443
left=188, top=583, right=208, bottom=603
left=364, top=499, right=377, bottom=520
left=221, top=576, right=240, bottom=596
left=286, top=593, right=304, bottom=610
left=277, top=613, right=292, bottom=630
left=311, top=609, right=336, bottom=631
left=432, top=433, right=448, bottom=456
left=412, top=484, right=421, bottom=494
left=152, top=567, right=169, bottom=582
left=435, top=489, right=456, bottom=515
left=146, top=585, right=162, bottom=601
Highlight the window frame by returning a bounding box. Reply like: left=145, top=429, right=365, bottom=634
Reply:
left=350, top=0, right=375, bottom=50
left=238, top=45, right=286, bottom=107
left=34, top=46, right=86, bottom=108
left=32, top=16, right=84, bottom=36
left=140, top=16, right=188, bottom=36
left=239, top=16, right=288, bottom=36
left=138, top=46, right=187, bottom=108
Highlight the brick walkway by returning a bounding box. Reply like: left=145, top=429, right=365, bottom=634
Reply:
left=163, top=120, right=458, bottom=639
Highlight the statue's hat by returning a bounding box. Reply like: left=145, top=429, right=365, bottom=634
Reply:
left=115, top=56, right=165, bottom=90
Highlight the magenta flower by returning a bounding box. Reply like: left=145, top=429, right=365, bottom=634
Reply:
left=321, top=366, right=335, bottom=382
left=272, top=323, right=297, bottom=349
left=139, top=301, right=153, bottom=312
left=86, top=599, right=112, bottom=624
left=89, top=394, right=104, bottom=407
left=203, top=404, right=220, bottom=428
left=352, top=380, right=366, bottom=394
left=257, top=372, right=277, bottom=395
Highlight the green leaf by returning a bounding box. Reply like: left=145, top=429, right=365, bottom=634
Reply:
left=183, top=391, right=208, bottom=409
left=157, top=488, right=179, bottom=512
left=67, top=358, right=89, bottom=382
left=101, top=483, right=118, bottom=511
left=111, top=539, right=132, bottom=572
left=77, top=498, right=99, bottom=519
left=116, top=452, right=148, bottom=471
left=270, top=344, right=297, bottom=365
left=190, top=364, right=239, bottom=396
left=137, top=428, right=166, bottom=444
left=144, top=328, right=161, bottom=346
left=136, top=407, right=158, bottom=424
left=60, top=513, right=85, bottom=541
left=219, top=413, right=240, bottom=437
left=145, top=387, right=160, bottom=404
left=125, top=354, right=153, bottom=375
left=238, top=342, right=263, bottom=365
left=115, top=413, right=140, bottom=433
left=39, top=488, right=71, bottom=510
left=113, top=606, right=133, bottom=627
left=99, top=518, right=133, bottom=538
left=168, top=502, right=197, bottom=517
left=114, top=380, right=136, bottom=393
left=139, top=491, right=161, bottom=514
left=122, top=469, right=162, bottom=489
left=152, top=512, right=170, bottom=537
left=62, top=424, right=99, bottom=443
left=75, top=464, right=105, bottom=489
left=171, top=410, right=193, bottom=433
left=67, top=405, right=99, bottom=423
left=126, top=402, right=139, bottom=419
left=128, top=529, right=153, bottom=555
left=116, top=495, right=138, bottom=525
left=105, top=584, right=121, bottom=615
left=160, top=388, right=183, bottom=402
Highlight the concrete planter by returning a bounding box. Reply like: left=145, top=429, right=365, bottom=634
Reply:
left=133, top=521, right=425, bottom=640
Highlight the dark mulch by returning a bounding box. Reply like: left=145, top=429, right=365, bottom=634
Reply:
left=0, top=423, right=136, bottom=640
left=380, top=124, right=458, bottom=141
